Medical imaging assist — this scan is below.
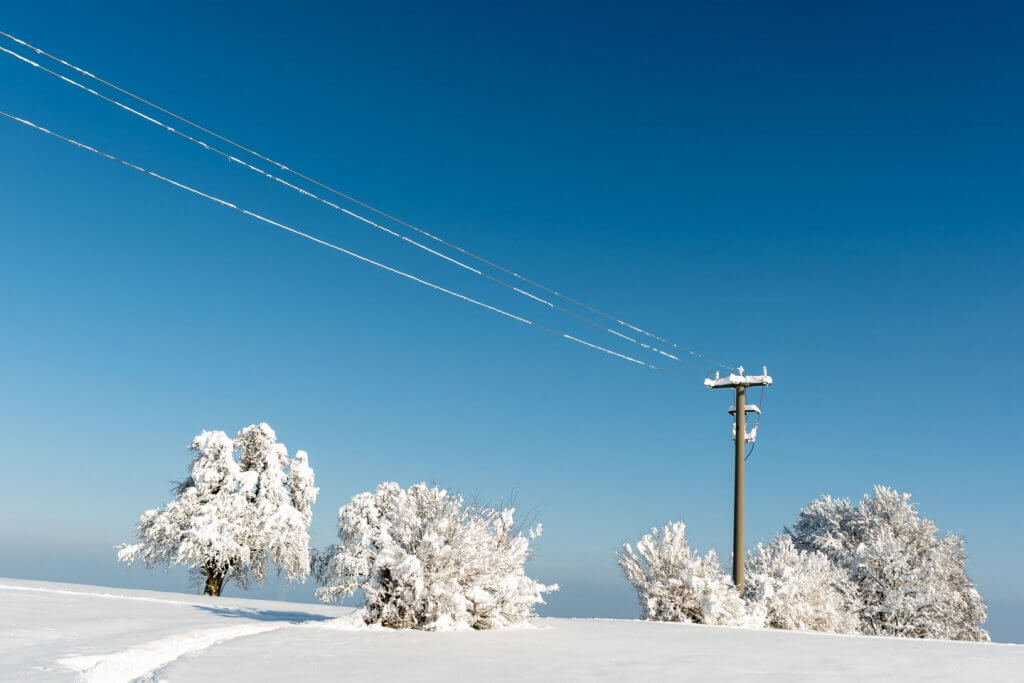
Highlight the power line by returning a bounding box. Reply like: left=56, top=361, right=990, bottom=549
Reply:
left=0, top=42, right=700, bottom=371
left=0, top=109, right=665, bottom=373
left=0, top=29, right=733, bottom=372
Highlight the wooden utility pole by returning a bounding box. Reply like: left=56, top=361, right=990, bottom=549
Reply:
left=705, top=366, right=772, bottom=595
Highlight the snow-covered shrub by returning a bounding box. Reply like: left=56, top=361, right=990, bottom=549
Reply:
left=788, top=485, right=988, bottom=641
left=619, top=522, right=748, bottom=626
left=744, top=534, right=858, bottom=633
left=118, top=423, right=318, bottom=596
left=313, top=482, right=556, bottom=630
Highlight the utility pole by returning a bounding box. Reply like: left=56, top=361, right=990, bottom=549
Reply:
left=704, top=366, right=772, bottom=595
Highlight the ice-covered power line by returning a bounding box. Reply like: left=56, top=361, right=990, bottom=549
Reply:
left=0, top=110, right=660, bottom=372
left=0, top=42, right=699, bottom=370
left=0, top=29, right=733, bottom=372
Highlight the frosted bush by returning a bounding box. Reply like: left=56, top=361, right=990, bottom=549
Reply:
left=744, top=534, right=858, bottom=633
left=118, top=423, right=318, bottom=596
left=619, top=522, right=748, bottom=626
left=789, top=485, right=988, bottom=641
left=313, top=482, right=556, bottom=630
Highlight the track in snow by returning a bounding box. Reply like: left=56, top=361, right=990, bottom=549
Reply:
left=57, top=623, right=284, bottom=682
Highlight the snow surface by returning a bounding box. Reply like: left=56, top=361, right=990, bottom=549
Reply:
left=705, top=370, right=773, bottom=388
left=2, top=578, right=1020, bottom=682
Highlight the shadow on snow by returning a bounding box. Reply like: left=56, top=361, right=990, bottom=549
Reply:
left=193, top=605, right=333, bottom=623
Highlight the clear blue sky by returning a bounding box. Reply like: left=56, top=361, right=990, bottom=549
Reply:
left=1, top=1, right=1021, bottom=642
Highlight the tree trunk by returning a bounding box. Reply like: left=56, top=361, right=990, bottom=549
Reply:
left=203, top=567, right=225, bottom=597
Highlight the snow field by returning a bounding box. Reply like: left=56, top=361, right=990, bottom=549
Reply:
left=0, top=579, right=349, bottom=682
left=1, top=579, right=1021, bottom=682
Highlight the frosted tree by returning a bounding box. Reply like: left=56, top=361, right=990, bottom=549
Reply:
left=743, top=534, right=858, bottom=633
left=118, top=423, right=318, bottom=596
left=788, top=485, right=988, bottom=640
left=233, top=424, right=318, bottom=585
left=313, top=482, right=556, bottom=630
left=618, top=522, right=748, bottom=626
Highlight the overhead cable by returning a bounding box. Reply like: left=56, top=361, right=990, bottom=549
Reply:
left=0, top=29, right=733, bottom=372
left=0, top=110, right=659, bottom=372
left=0, top=42, right=697, bottom=369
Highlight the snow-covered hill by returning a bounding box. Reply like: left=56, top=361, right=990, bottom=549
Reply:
left=1, top=578, right=1020, bottom=682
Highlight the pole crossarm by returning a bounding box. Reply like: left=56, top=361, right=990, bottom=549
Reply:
left=728, top=404, right=760, bottom=415
left=704, top=366, right=772, bottom=389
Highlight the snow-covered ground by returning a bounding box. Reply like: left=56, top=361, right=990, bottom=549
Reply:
left=1, top=578, right=1020, bottom=682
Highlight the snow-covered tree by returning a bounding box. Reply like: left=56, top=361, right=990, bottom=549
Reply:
left=619, top=522, right=748, bottom=626
left=313, top=482, right=556, bottom=630
left=118, top=423, right=318, bottom=596
left=743, top=534, right=858, bottom=633
left=788, top=485, right=988, bottom=641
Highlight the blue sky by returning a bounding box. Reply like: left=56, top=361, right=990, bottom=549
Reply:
left=1, top=1, right=1021, bottom=642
